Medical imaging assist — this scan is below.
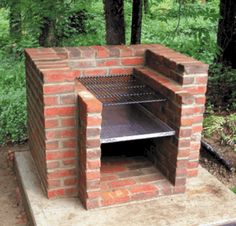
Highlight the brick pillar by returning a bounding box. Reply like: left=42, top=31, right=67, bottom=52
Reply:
left=76, top=80, right=103, bottom=209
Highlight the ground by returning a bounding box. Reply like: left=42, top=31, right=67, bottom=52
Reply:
left=0, top=144, right=28, bottom=226
left=0, top=142, right=235, bottom=226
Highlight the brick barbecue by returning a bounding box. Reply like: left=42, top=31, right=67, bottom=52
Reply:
left=25, top=44, right=208, bottom=209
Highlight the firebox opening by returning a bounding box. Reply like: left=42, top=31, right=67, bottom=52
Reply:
left=99, top=139, right=172, bottom=203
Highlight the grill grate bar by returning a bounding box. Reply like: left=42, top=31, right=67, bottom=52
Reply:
left=79, top=74, right=166, bottom=105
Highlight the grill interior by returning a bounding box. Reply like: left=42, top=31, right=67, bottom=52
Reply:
left=78, top=74, right=166, bottom=106
left=78, top=74, right=175, bottom=143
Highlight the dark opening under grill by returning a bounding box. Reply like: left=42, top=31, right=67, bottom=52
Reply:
left=78, top=74, right=166, bottom=106
left=79, top=74, right=175, bottom=143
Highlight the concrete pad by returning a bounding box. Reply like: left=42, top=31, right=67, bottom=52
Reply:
left=15, top=151, right=236, bottom=226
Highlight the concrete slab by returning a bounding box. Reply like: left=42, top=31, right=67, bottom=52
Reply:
left=15, top=151, right=236, bottom=226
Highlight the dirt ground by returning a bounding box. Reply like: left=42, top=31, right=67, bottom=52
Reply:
left=0, top=144, right=28, bottom=226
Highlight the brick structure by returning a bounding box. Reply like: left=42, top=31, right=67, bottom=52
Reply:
left=25, top=44, right=208, bottom=209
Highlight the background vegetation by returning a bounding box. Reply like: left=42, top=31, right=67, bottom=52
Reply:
left=0, top=0, right=235, bottom=145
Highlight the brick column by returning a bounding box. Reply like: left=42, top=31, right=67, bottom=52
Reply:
left=76, top=80, right=103, bottom=209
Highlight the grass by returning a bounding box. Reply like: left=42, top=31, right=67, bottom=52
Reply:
left=231, top=187, right=236, bottom=194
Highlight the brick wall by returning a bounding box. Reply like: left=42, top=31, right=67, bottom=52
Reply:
left=25, top=44, right=208, bottom=201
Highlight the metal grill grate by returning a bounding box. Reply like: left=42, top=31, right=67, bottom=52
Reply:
left=78, top=74, right=166, bottom=106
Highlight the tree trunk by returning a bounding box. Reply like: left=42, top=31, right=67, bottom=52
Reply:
left=103, top=0, right=125, bottom=45
left=143, top=0, right=149, bottom=14
left=9, top=0, right=21, bottom=40
left=39, top=17, right=58, bottom=47
left=216, top=0, right=236, bottom=68
left=131, top=0, right=143, bottom=44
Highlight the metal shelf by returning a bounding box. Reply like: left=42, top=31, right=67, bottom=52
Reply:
left=100, top=104, right=175, bottom=143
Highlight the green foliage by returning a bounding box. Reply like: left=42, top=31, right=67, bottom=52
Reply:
left=231, top=187, right=236, bottom=194
left=207, top=64, right=236, bottom=111
left=203, top=111, right=236, bottom=151
left=0, top=55, right=27, bottom=144
left=141, top=0, right=220, bottom=63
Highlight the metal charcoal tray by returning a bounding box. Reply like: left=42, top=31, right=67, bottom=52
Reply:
left=78, top=74, right=175, bottom=143
left=101, top=104, right=175, bottom=143
left=78, top=74, right=166, bottom=106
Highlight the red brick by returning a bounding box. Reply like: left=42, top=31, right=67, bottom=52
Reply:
left=61, top=118, right=75, bottom=127
left=130, top=184, right=158, bottom=194
left=101, top=165, right=127, bottom=174
left=48, top=168, right=76, bottom=179
left=86, top=139, right=100, bottom=148
left=131, top=191, right=157, bottom=201
left=86, top=170, right=100, bottom=180
left=179, top=128, right=192, bottom=138
left=195, top=76, right=208, bottom=84
left=180, top=117, right=193, bottom=126
left=46, top=141, right=59, bottom=150
left=176, top=168, right=187, bottom=177
left=70, top=60, right=95, bottom=68
left=109, top=68, right=133, bottom=75
left=48, top=179, right=61, bottom=188
left=45, top=119, right=59, bottom=129
left=178, top=148, right=190, bottom=158
left=176, top=159, right=188, bottom=168
left=108, top=179, right=136, bottom=188
left=47, top=161, right=60, bottom=169
left=121, top=57, right=144, bottom=66
left=175, top=178, right=186, bottom=186
left=192, top=115, right=203, bottom=124
left=62, top=139, right=76, bottom=148
left=101, top=175, right=119, bottom=182
left=187, top=161, right=199, bottom=169
left=86, top=128, right=101, bottom=137
left=44, top=96, right=59, bottom=105
left=187, top=169, right=198, bottom=177
left=64, top=177, right=77, bottom=186
left=186, top=86, right=207, bottom=95
left=86, top=191, right=100, bottom=199
left=195, top=96, right=206, bottom=104
left=48, top=188, right=65, bottom=198
left=86, top=180, right=100, bottom=190
left=60, top=94, right=75, bottom=105
left=87, top=115, right=102, bottom=127
left=82, top=69, right=108, bottom=76
left=60, top=129, right=76, bottom=138
left=85, top=198, right=100, bottom=209
left=86, top=99, right=102, bottom=113
left=97, top=59, right=120, bottom=67
left=193, top=106, right=205, bottom=114
left=87, top=160, right=101, bottom=169
left=192, top=124, right=203, bottom=133
left=44, top=71, right=77, bottom=83
left=93, top=46, right=110, bottom=58
left=177, top=139, right=191, bottom=148
left=44, top=106, right=75, bottom=117
left=65, top=187, right=78, bottom=196
left=87, top=149, right=101, bottom=159
left=173, top=186, right=185, bottom=194
left=44, top=84, right=74, bottom=94
left=46, top=150, right=76, bottom=160
left=62, top=159, right=76, bottom=166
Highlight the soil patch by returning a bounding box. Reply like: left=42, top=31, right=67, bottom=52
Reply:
left=0, top=144, right=28, bottom=226
left=200, top=140, right=236, bottom=189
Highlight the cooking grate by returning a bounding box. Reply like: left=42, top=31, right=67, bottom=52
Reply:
left=78, top=74, right=166, bottom=106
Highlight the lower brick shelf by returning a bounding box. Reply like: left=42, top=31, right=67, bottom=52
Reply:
left=99, top=156, right=174, bottom=207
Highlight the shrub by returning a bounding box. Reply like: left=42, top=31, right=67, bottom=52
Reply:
left=0, top=56, right=27, bottom=144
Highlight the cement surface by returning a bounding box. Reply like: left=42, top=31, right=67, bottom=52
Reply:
left=15, top=151, right=236, bottom=226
